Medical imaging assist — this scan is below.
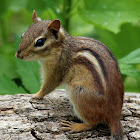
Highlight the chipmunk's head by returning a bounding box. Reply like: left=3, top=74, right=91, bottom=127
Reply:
left=16, top=10, right=64, bottom=61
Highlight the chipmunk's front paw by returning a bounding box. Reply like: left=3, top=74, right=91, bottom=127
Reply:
left=30, top=92, right=44, bottom=100
left=29, top=93, right=43, bottom=103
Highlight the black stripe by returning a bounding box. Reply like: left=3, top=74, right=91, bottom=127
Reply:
left=77, top=48, right=108, bottom=79
left=93, top=40, right=119, bottom=70
left=104, top=46, right=120, bottom=70
left=93, top=40, right=117, bottom=62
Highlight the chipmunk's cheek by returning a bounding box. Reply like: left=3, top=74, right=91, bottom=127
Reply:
left=22, top=53, right=39, bottom=61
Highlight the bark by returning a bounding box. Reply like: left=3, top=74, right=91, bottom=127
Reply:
left=0, top=89, right=140, bottom=140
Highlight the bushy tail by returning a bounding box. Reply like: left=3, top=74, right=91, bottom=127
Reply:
left=110, top=120, right=123, bottom=140
left=111, top=132, right=123, bottom=140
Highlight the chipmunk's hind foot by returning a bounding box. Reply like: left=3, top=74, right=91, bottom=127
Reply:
left=61, top=120, right=93, bottom=133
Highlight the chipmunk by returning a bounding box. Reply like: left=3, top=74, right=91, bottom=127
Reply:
left=16, top=10, right=124, bottom=140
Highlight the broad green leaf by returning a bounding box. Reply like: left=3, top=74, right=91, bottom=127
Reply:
left=0, top=75, right=25, bottom=95
left=119, top=63, right=140, bottom=78
left=119, top=48, right=140, bottom=64
left=16, top=59, right=41, bottom=94
left=95, top=23, right=140, bottom=59
left=0, top=55, right=18, bottom=79
left=70, top=14, right=94, bottom=36
left=79, top=0, right=140, bottom=33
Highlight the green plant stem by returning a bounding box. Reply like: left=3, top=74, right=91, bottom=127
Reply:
left=0, top=18, right=7, bottom=43
left=63, top=0, right=72, bottom=32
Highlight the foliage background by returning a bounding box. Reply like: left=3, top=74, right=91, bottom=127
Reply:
left=0, top=0, right=140, bottom=94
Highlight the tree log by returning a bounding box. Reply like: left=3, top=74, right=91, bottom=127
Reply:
left=0, top=89, right=140, bottom=140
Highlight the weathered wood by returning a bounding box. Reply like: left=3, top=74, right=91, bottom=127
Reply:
left=0, top=89, right=140, bottom=140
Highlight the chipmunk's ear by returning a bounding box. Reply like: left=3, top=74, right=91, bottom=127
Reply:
left=32, top=10, right=38, bottom=23
left=48, top=20, right=61, bottom=40
left=48, top=20, right=60, bottom=32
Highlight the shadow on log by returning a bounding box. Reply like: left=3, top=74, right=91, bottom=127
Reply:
left=0, top=89, right=140, bottom=140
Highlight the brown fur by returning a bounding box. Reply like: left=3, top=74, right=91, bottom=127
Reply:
left=16, top=11, right=124, bottom=139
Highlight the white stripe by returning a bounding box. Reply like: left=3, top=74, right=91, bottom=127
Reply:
left=76, top=51, right=106, bottom=91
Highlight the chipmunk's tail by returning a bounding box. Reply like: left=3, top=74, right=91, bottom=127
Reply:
left=110, top=120, right=123, bottom=140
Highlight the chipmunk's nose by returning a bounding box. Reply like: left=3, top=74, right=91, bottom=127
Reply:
left=16, top=50, right=24, bottom=59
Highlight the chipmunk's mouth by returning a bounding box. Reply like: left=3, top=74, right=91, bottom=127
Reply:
left=16, top=50, right=34, bottom=61
left=16, top=50, right=24, bottom=60
left=16, top=54, right=40, bottom=62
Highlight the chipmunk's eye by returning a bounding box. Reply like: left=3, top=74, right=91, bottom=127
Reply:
left=35, top=38, right=46, bottom=47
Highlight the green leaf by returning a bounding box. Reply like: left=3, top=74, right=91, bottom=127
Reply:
left=0, top=75, right=25, bottom=95
left=16, top=59, right=41, bottom=94
left=119, top=63, right=140, bottom=78
left=119, top=48, right=140, bottom=64
left=0, top=55, right=18, bottom=79
left=79, top=0, right=140, bottom=33
left=96, top=23, right=140, bottom=59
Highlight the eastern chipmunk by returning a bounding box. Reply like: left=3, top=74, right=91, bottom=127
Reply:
left=16, top=10, right=124, bottom=140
